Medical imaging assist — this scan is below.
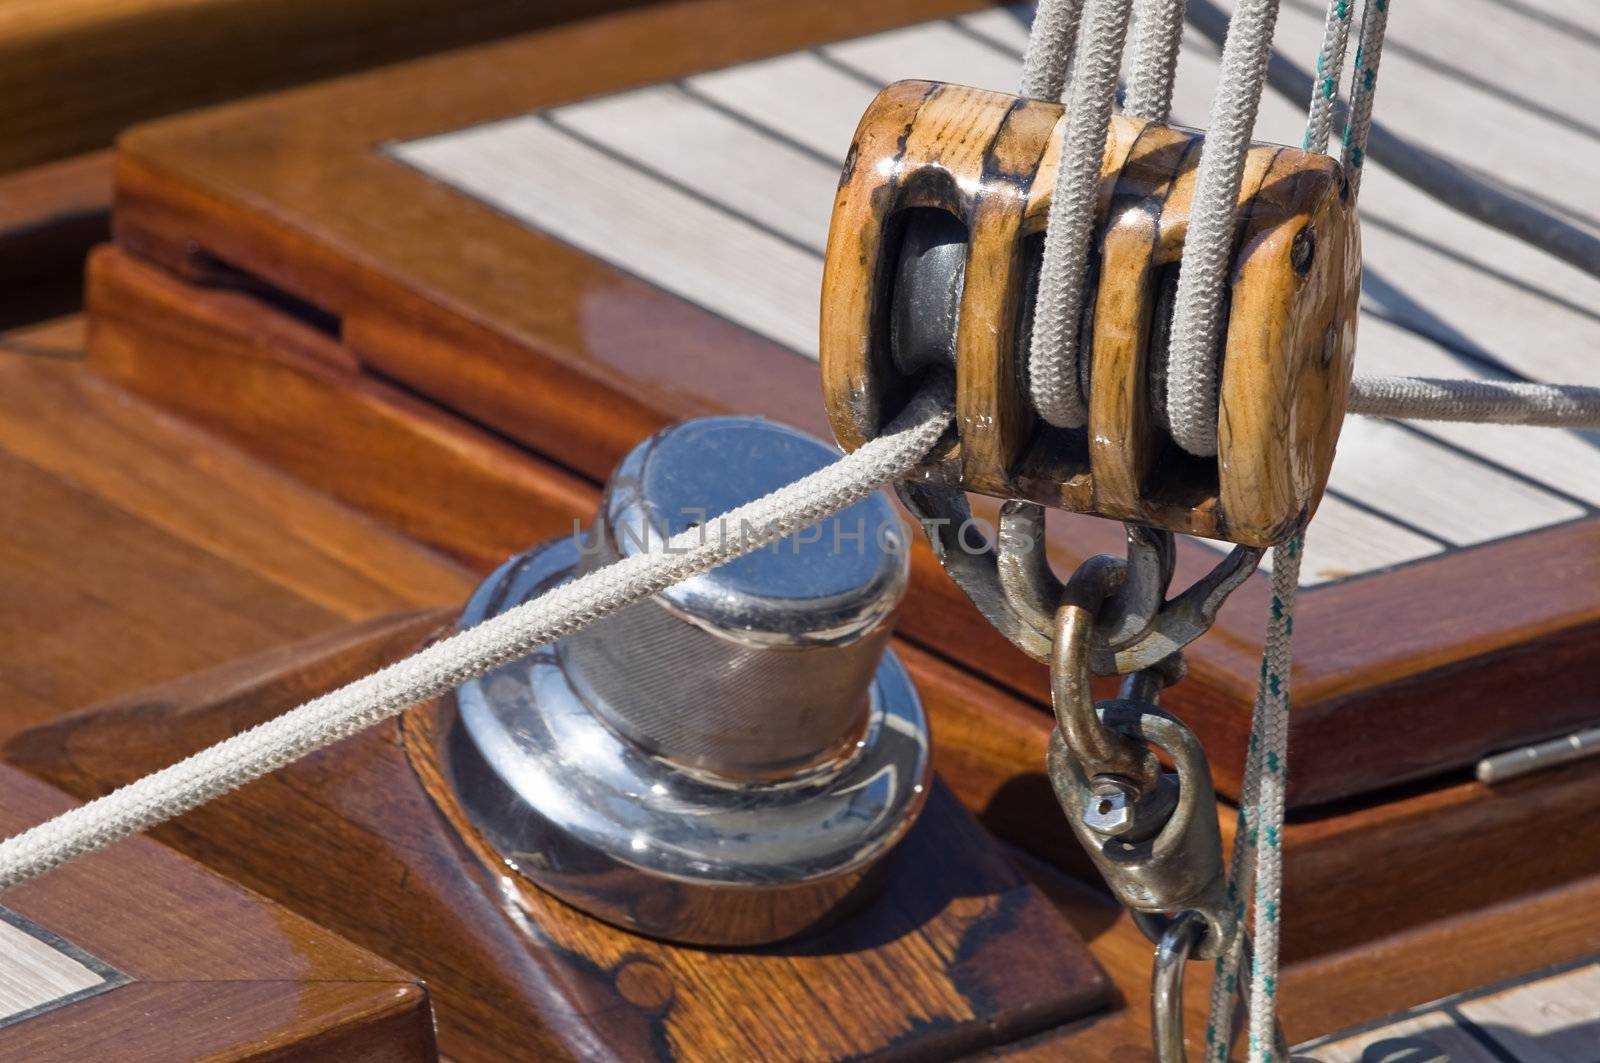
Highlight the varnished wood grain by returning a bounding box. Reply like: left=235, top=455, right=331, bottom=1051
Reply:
left=910, top=645, right=1600, bottom=964
left=8, top=613, right=1114, bottom=1062
left=86, top=249, right=593, bottom=570
left=0, top=152, right=111, bottom=327
left=995, top=863, right=1600, bottom=1059
left=88, top=0, right=1600, bottom=806
left=820, top=81, right=1358, bottom=546
left=0, top=323, right=474, bottom=742
left=0, top=763, right=437, bottom=1061
left=0, top=0, right=654, bottom=173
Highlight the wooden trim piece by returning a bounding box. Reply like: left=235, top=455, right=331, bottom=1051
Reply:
left=0, top=762, right=437, bottom=1061
left=86, top=246, right=593, bottom=570
left=0, top=0, right=657, bottom=172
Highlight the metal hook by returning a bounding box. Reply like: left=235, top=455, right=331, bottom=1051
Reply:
left=1152, top=911, right=1208, bottom=1063
left=1150, top=915, right=1291, bottom=1063
left=1047, top=699, right=1234, bottom=951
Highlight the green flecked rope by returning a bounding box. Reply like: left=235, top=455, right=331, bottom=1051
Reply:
left=1304, top=0, right=1354, bottom=152
left=1202, top=536, right=1303, bottom=1062
left=1340, top=0, right=1391, bottom=196
left=1207, top=0, right=1392, bottom=1055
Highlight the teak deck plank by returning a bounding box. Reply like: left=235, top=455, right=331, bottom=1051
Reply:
left=0, top=763, right=437, bottom=1061
left=94, top=0, right=1600, bottom=807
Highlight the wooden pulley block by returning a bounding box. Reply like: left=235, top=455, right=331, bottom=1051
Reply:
left=820, top=80, right=1362, bottom=547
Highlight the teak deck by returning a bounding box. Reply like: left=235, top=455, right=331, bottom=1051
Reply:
left=0, top=762, right=436, bottom=1061
left=90, top=0, right=1600, bottom=808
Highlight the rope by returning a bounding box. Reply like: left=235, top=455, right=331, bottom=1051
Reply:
left=1022, top=0, right=1089, bottom=101
left=1304, top=0, right=1354, bottom=153
left=1349, top=375, right=1600, bottom=426
left=1125, top=0, right=1189, bottom=122
left=1186, top=0, right=1600, bottom=281
left=1164, top=0, right=1282, bottom=457
left=1204, top=537, right=1301, bottom=1063
left=0, top=381, right=955, bottom=893
left=1026, top=0, right=1137, bottom=429
left=1339, top=0, right=1391, bottom=197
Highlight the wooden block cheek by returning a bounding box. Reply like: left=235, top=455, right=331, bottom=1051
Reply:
left=1219, top=176, right=1357, bottom=545
left=1086, top=211, right=1161, bottom=520
left=819, top=81, right=941, bottom=454
left=1293, top=188, right=1361, bottom=522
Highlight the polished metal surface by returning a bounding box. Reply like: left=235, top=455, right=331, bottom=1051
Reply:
left=896, top=480, right=1262, bottom=674
left=449, top=418, right=930, bottom=946
left=564, top=417, right=909, bottom=776
left=1478, top=723, right=1600, bottom=784
left=1048, top=698, right=1232, bottom=958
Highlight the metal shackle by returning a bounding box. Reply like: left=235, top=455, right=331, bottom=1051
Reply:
left=820, top=80, right=1362, bottom=547
left=446, top=417, right=931, bottom=947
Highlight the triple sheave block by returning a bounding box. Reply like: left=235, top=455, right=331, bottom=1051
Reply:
left=821, top=80, right=1361, bottom=547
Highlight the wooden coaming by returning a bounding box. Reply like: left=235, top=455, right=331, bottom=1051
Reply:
left=0, top=322, right=475, bottom=745
left=0, top=762, right=436, bottom=1061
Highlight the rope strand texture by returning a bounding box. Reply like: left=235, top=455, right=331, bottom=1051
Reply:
left=1027, top=0, right=1136, bottom=429
left=1125, top=0, right=1189, bottom=122
left=1339, top=0, right=1391, bottom=198
left=1164, top=0, right=1282, bottom=457
left=1349, top=375, right=1600, bottom=427
left=1022, top=0, right=1089, bottom=101
left=1304, top=0, right=1354, bottom=153
left=1203, top=537, right=1302, bottom=1063
left=0, top=381, right=955, bottom=893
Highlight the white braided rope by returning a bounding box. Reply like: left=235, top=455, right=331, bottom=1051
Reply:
left=1026, top=0, right=1136, bottom=428
left=0, top=382, right=955, bottom=893
left=1022, top=0, right=1089, bottom=101
left=1164, top=0, right=1281, bottom=457
left=1304, top=0, right=1354, bottom=153
left=1125, top=0, right=1189, bottom=121
left=1349, top=375, right=1600, bottom=427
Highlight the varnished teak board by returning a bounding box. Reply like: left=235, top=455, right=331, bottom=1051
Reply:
left=0, top=763, right=436, bottom=1061
left=0, top=0, right=655, bottom=173
left=92, top=0, right=1600, bottom=807
left=0, top=325, right=480, bottom=746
